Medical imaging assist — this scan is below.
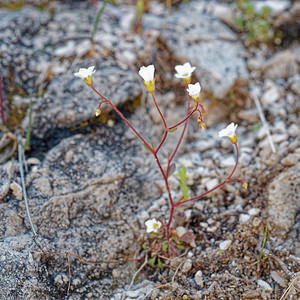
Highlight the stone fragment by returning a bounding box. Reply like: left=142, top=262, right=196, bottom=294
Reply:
left=10, top=182, right=23, bottom=201
left=144, top=3, right=248, bottom=98
left=181, top=259, right=193, bottom=274
left=194, top=270, right=204, bottom=288
left=0, top=161, right=17, bottom=202
left=239, top=214, right=250, bottom=224
left=221, top=156, right=235, bottom=167
left=238, top=109, right=259, bottom=124
left=263, top=50, right=299, bottom=79
left=219, top=240, right=232, bottom=251
left=270, top=271, right=287, bottom=288
left=248, top=208, right=260, bottom=216
left=288, top=124, right=300, bottom=138
left=268, top=164, right=300, bottom=236
left=281, top=154, right=299, bottom=166
left=261, top=86, right=280, bottom=106
left=290, top=75, right=300, bottom=96
left=176, top=226, right=187, bottom=238
left=257, top=279, right=272, bottom=292
left=205, top=178, right=219, bottom=191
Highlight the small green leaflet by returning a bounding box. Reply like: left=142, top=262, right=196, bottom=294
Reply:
left=177, top=165, right=189, bottom=200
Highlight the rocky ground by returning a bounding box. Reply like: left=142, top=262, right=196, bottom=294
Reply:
left=0, top=0, right=299, bottom=299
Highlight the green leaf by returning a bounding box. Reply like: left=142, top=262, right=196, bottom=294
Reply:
left=177, top=166, right=190, bottom=200
left=144, top=143, right=153, bottom=154
left=261, top=6, right=271, bottom=18
left=157, top=258, right=163, bottom=269
left=162, top=241, right=168, bottom=251
left=142, top=243, right=148, bottom=250
left=260, top=223, right=268, bottom=259
left=148, top=257, right=156, bottom=267
left=235, top=17, right=244, bottom=29
left=91, top=0, right=109, bottom=41
left=252, top=122, right=261, bottom=132
left=167, top=127, right=177, bottom=133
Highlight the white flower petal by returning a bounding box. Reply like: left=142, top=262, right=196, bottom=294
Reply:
left=186, top=82, right=201, bottom=97
left=74, top=66, right=95, bottom=79
left=218, top=122, right=238, bottom=138
left=175, top=62, right=196, bottom=79
left=145, top=218, right=162, bottom=233
left=139, top=65, right=155, bottom=82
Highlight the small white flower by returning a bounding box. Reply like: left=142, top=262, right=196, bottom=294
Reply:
left=74, top=66, right=95, bottom=80
left=218, top=123, right=238, bottom=139
left=138, top=65, right=155, bottom=83
left=175, top=62, right=196, bottom=79
left=145, top=218, right=162, bottom=233
left=187, top=82, right=201, bottom=100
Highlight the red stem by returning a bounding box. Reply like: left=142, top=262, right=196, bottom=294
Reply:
left=164, top=94, right=192, bottom=237
left=151, top=92, right=167, bottom=129
left=155, top=129, right=168, bottom=154
left=153, top=151, right=175, bottom=239
left=168, top=103, right=198, bottom=130
left=91, top=85, right=154, bottom=153
left=0, top=75, right=5, bottom=126
left=174, top=142, right=239, bottom=208
left=167, top=96, right=192, bottom=176
left=90, top=84, right=175, bottom=238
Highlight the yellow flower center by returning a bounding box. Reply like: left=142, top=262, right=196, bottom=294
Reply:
left=228, top=133, right=237, bottom=144
left=144, top=79, right=155, bottom=93
left=83, top=75, right=93, bottom=86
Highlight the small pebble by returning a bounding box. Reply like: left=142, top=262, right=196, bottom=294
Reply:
left=176, top=226, right=187, bottom=238
left=126, top=290, right=140, bottom=298
left=181, top=259, right=192, bottom=274
left=205, top=178, right=219, bottom=191
left=281, top=154, right=299, bottom=166
left=194, top=270, right=204, bottom=288
left=257, top=279, right=273, bottom=292
left=239, top=214, right=250, bottom=224
left=112, top=269, right=121, bottom=278
left=248, top=208, right=260, bottom=216
left=26, top=158, right=40, bottom=165
left=261, top=86, right=280, bottom=106
left=221, top=156, right=235, bottom=167
left=9, top=182, right=23, bottom=200
left=219, top=240, right=232, bottom=251
left=270, top=271, right=287, bottom=287
left=288, top=124, right=300, bottom=138
left=272, top=134, right=288, bottom=144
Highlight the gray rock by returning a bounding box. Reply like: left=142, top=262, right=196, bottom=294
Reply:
left=267, top=163, right=300, bottom=237
left=181, top=259, right=193, bottom=274
left=0, top=6, right=51, bottom=94
left=289, top=74, right=300, bottom=97
left=261, top=85, right=280, bottom=106
left=0, top=118, right=160, bottom=298
left=238, top=109, right=259, bottom=124
left=31, top=59, right=142, bottom=138
left=144, top=4, right=248, bottom=98
left=288, top=124, right=300, bottom=138
left=253, top=1, right=290, bottom=15
left=0, top=235, right=52, bottom=300
left=239, top=214, right=250, bottom=224
left=257, top=279, right=272, bottom=292
left=281, top=154, right=299, bottom=166
left=263, top=50, right=299, bottom=79
left=219, top=240, right=232, bottom=251
left=0, top=161, right=18, bottom=202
